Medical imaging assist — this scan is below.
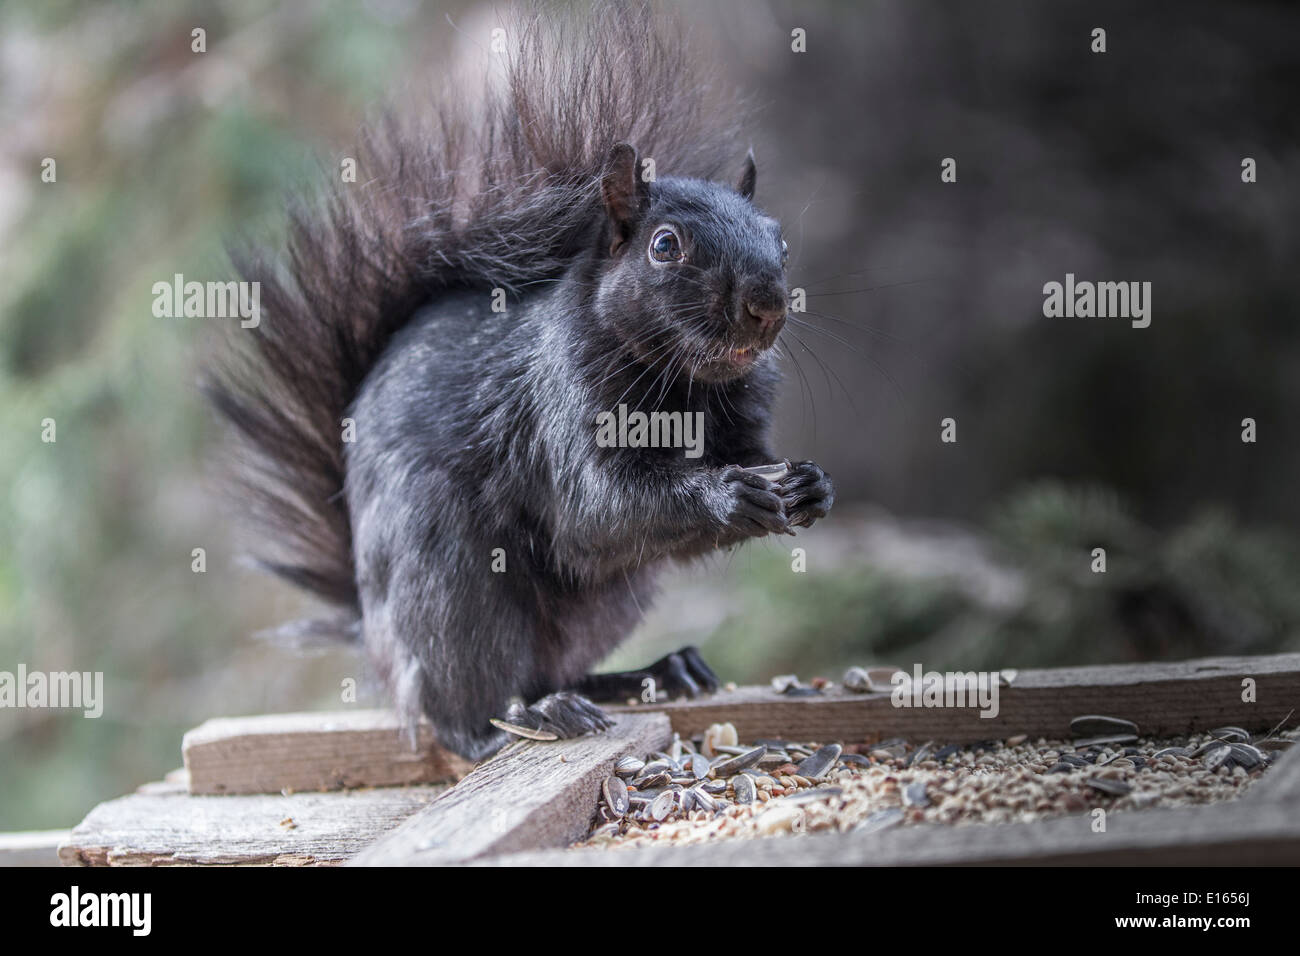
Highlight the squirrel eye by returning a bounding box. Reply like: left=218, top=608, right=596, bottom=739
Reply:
left=649, top=227, right=683, bottom=263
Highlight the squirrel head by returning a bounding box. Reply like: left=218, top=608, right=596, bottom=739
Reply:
left=594, top=142, right=789, bottom=386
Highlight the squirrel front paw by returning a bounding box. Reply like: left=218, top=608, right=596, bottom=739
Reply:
left=491, top=691, right=613, bottom=741
left=776, top=460, right=834, bottom=528
left=716, top=465, right=790, bottom=538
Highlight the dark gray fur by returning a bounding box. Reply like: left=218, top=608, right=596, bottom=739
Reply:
left=207, top=3, right=832, bottom=760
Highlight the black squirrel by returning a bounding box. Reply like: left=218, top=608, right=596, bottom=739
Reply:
left=207, top=5, right=833, bottom=760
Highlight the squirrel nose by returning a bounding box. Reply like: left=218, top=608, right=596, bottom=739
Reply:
left=744, top=293, right=788, bottom=335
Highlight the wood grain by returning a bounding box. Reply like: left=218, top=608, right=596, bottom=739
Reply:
left=351, top=712, right=671, bottom=866
left=59, top=780, right=448, bottom=866
left=611, top=653, right=1300, bottom=744
left=182, top=709, right=473, bottom=795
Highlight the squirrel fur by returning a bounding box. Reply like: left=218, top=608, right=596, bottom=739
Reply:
left=207, top=3, right=833, bottom=760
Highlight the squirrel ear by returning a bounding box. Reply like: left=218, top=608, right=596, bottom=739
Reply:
left=602, top=143, right=645, bottom=255
left=736, top=149, right=757, bottom=201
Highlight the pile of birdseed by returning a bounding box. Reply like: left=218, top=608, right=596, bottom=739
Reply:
left=574, top=716, right=1295, bottom=850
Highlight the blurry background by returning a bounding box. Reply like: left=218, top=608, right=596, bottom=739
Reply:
left=2, top=0, right=1298, bottom=830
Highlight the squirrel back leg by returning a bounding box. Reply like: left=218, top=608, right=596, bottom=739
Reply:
left=571, top=645, right=721, bottom=704
left=359, top=536, right=617, bottom=759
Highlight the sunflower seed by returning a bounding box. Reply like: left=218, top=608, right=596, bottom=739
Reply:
left=839, top=753, right=872, bottom=768
left=1228, top=744, right=1263, bottom=770
left=603, top=775, right=630, bottom=817
left=1070, top=715, right=1140, bottom=738
left=783, top=686, right=823, bottom=697
left=488, top=718, right=559, bottom=741
left=702, top=722, right=738, bottom=757
left=687, top=753, right=711, bottom=780
left=711, top=745, right=767, bottom=776
left=711, top=745, right=750, bottom=756
left=1256, top=738, right=1294, bottom=752
left=651, top=790, right=677, bottom=821
left=933, top=744, right=961, bottom=762
left=1087, top=777, right=1132, bottom=796
left=1202, top=745, right=1233, bottom=770
left=635, top=771, right=671, bottom=788
left=733, top=774, right=757, bottom=805
left=905, top=741, right=934, bottom=768
left=770, top=674, right=799, bottom=693
left=1209, top=726, right=1251, bottom=743
left=690, top=788, right=718, bottom=812
left=999, top=668, right=1019, bottom=685
left=615, top=755, right=645, bottom=777
left=842, top=666, right=872, bottom=693
left=796, top=744, right=842, bottom=779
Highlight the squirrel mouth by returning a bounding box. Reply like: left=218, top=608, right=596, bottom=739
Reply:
left=723, top=346, right=759, bottom=367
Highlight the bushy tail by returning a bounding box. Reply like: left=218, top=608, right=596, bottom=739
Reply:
left=205, top=2, right=744, bottom=615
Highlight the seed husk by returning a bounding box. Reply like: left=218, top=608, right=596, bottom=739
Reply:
left=489, top=718, right=559, bottom=741
left=1202, top=745, right=1233, bottom=770
left=905, top=741, right=934, bottom=768
left=602, top=775, right=630, bottom=817
left=796, top=744, right=842, bottom=779
left=615, top=755, right=645, bottom=778
left=650, top=790, right=677, bottom=821
left=711, top=745, right=768, bottom=777
left=1228, top=743, right=1263, bottom=770
left=732, top=774, right=757, bottom=805
left=1087, top=777, right=1133, bottom=796
left=842, top=666, right=872, bottom=693
left=1256, top=738, right=1294, bottom=752
left=1208, top=726, right=1251, bottom=744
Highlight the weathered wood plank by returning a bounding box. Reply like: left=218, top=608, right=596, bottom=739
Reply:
left=176, top=655, right=1299, bottom=796
left=482, top=745, right=1300, bottom=867
left=611, top=653, right=1300, bottom=744
left=0, top=830, right=70, bottom=867
left=59, top=780, right=448, bottom=866
left=351, top=712, right=671, bottom=866
left=182, top=709, right=473, bottom=795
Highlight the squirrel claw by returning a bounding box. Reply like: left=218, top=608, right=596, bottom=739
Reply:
left=497, top=691, right=613, bottom=741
